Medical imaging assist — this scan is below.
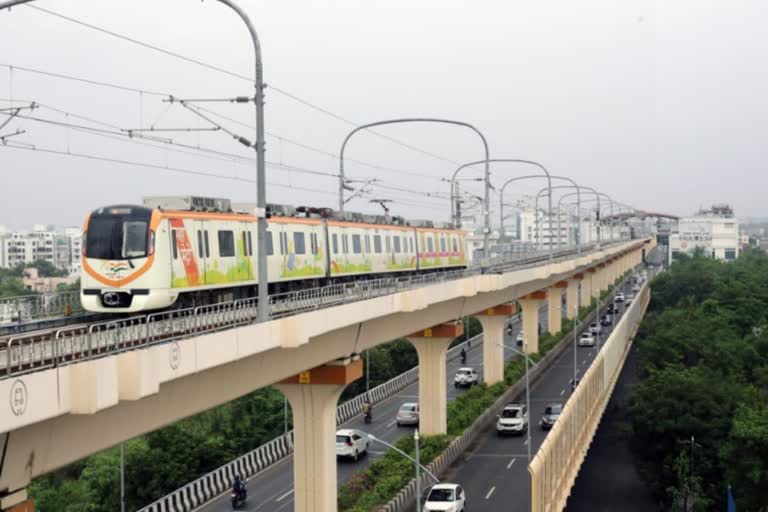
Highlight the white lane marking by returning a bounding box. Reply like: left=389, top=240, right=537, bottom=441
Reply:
left=386, top=419, right=398, bottom=427
left=560, top=389, right=565, bottom=396
left=507, top=458, right=516, bottom=469
left=485, top=486, right=496, bottom=500
left=524, top=438, right=529, bottom=446
left=276, top=489, right=294, bottom=502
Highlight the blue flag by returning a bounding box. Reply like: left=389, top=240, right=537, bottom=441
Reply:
left=727, top=484, right=736, bottom=512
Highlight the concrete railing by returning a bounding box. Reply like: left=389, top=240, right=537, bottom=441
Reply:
left=375, top=273, right=635, bottom=512
left=0, top=242, right=614, bottom=381
left=528, top=277, right=651, bottom=512
left=136, top=325, right=505, bottom=512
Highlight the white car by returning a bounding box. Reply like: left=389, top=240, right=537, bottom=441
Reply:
left=589, top=322, right=601, bottom=335
left=396, top=402, right=420, bottom=426
left=614, top=292, right=625, bottom=303
left=454, top=367, right=479, bottom=388
left=625, top=294, right=634, bottom=306
left=424, top=483, right=466, bottom=512
left=632, top=284, right=641, bottom=293
left=516, top=331, right=524, bottom=346
left=335, top=429, right=369, bottom=461
left=578, top=332, right=595, bottom=347
left=497, top=403, right=528, bottom=435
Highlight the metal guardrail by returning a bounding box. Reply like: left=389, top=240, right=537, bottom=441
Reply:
left=0, top=241, right=633, bottom=380
left=0, top=291, right=82, bottom=325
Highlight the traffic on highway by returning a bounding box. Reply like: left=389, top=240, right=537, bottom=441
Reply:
left=199, top=267, right=653, bottom=512
left=199, top=306, right=552, bottom=511
left=440, top=268, right=654, bottom=512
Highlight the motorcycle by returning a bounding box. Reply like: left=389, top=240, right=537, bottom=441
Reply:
left=231, top=488, right=246, bottom=509
left=364, top=409, right=373, bottom=424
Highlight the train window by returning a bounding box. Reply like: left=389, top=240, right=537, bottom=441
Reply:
left=279, top=232, right=287, bottom=254
left=352, top=234, right=362, bottom=254
left=204, top=231, right=210, bottom=258
left=294, top=232, right=306, bottom=254
left=197, top=230, right=204, bottom=258
left=452, top=238, right=458, bottom=252
left=171, top=230, right=178, bottom=259
left=386, top=236, right=391, bottom=253
left=342, top=234, right=349, bottom=254
left=410, top=238, right=414, bottom=253
left=393, top=236, right=401, bottom=253
left=247, top=232, right=253, bottom=256
left=265, top=231, right=274, bottom=255
left=332, top=233, right=339, bottom=254
left=365, top=235, right=371, bottom=253
left=374, top=235, right=382, bottom=253
left=242, top=232, right=248, bottom=256
left=440, top=237, right=446, bottom=253
left=427, top=237, right=434, bottom=253
left=402, top=236, right=407, bottom=252
left=218, top=231, right=235, bottom=257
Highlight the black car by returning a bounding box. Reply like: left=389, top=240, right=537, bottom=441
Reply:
left=541, top=403, right=563, bottom=430
left=600, top=314, right=613, bottom=327
left=606, top=303, right=616, bottom=314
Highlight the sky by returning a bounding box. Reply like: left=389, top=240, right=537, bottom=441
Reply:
left=0, top=0, right=765, bottom=229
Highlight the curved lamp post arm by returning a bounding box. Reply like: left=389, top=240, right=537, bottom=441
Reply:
left=0, top=0, right=271, bottom=321
left=367, top=434, right=440, bottom=484
left=448, top=158, right=553, bottom=259
left=339, top=118, right=491, bottom=258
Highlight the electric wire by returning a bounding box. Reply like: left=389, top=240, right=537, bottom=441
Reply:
left=23, top=4, right=462, bottom=166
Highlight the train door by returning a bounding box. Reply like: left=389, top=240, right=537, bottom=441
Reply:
left=169, top=218, right=201, bottom=289
left=195, top=221, right=207, bottom=285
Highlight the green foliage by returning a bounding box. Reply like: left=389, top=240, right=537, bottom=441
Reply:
left=23, top=259, right=69, bottom=278
left=627, top=250, right=768, bottom=510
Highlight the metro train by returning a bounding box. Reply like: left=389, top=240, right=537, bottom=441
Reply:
left=80, top=196, right=468, bottom=313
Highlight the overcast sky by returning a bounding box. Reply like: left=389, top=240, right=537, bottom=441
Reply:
left=0, top=0, right=765, bottom=229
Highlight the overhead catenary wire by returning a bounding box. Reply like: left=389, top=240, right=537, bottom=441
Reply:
left=0, top=65, right=450, bottom=183
left=0, top=103, right=344, bottom=179
left=0, top=141, right=342, bottom=198
left=22, top=4, right=461, bottom=166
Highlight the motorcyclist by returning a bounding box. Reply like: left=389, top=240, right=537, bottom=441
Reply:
left=232, top=475, right=246, bottom=501
left=460, top=347, right=467, bottom=364
left=363, top=400, right=373, bottom=422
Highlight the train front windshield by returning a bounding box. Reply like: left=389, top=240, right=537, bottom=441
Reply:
left=85, top=207, right=152, bottom=260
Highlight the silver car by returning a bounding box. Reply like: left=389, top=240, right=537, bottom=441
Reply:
left=396, top=402, right=419, bottom=426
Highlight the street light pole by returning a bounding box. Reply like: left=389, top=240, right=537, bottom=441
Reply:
left=338, top=119, right=491, bottom=258
left=415, top=429, right=421, bottom=512
left=366, top=433, right=440, bottom=511
left=0, top=0, right=272, bottom=322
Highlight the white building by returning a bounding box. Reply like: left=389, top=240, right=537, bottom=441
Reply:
left=0, top=225, right=82, bottom=274
left=513, top=208, right=630, bottom=249
left=668, top=204, right=739, bottom=261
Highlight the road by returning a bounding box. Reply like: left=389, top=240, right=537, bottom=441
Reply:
left=439, top=273, right=643, bottom=511
left=199, top=305, right=550, bottom=511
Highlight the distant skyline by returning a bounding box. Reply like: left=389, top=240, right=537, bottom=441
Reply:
left=1, top=0, right=765, bottom=227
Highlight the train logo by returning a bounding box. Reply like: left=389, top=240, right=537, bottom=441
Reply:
left=103, top=261, right=131, bottom=279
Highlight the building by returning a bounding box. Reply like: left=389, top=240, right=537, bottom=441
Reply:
left=668, top=204, right=739, bottom=261
left=21, top=267, right=78, bottom=293
left=0, top=225, right=82, bottom=275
